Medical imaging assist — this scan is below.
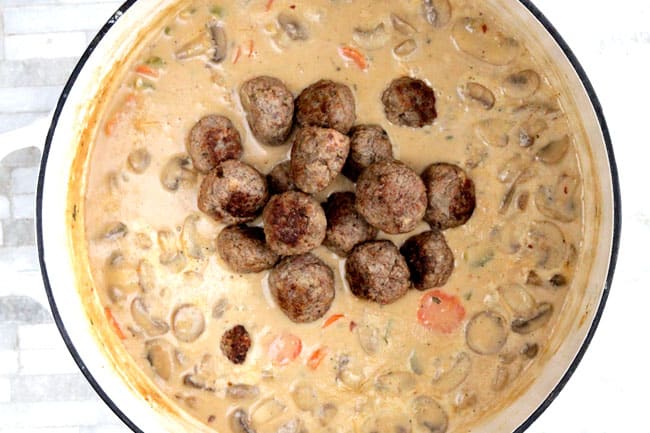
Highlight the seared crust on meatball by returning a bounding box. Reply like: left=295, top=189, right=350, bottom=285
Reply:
left=217, top=225, right=279, bottom=273
left=345, top=240, right=410, bottom=305
left=323, top=192, right=377, bottom=256
left=290, top=126, right=350, bottom=193
left=267, top=161, right=296, bottom=195
left=269, top=253, right=335, bottom=323
left=382, top=77, right=437, bottom=128
left=240, top=76, right=294, bottom=146
left=421, top=163, right=476, bottom=230
left=400, top=230, right=454, bottom=290
left=263, top=191, right=326, bottom=255
left=198, top=160, right=268, bottom=225
left=220, top=325, right=252, bottom=364
left=187, top=114, right=242, bottom=174
left=356, top=160, right=427, bottom=234
left=342, top=124, right=393, bottom=181
left=296, top=80, right=356, bottom=134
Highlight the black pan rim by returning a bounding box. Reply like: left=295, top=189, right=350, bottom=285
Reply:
left=35, top=1, right=622, bottom=432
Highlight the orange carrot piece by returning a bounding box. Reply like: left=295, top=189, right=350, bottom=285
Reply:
left=233, top=46, right=242, bottom=64
left=248, top=39, right=255, bottom=58
left=265, top=0, right=274, bottom=11
left=417, top=290, right=466, bottom=334
left=307, top=347, right=328, bottom=370
left=339, top=46, right=368, bottom=70
left=268, top=333, right=302, bottom=366
left=135, top=64, right=159, bottom=78
left=104, top=307, right=126, bottom=340
left=322, top=313, right=345, bottom=328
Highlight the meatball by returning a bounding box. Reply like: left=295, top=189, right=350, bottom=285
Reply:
left=345, top=240, right=410, bottom=305
left=240, top=76, right=294, bottom=146
left=421, top=163, right=476, bottom=230
left=220, top=325, right=252, bottom=364
left=400, top=230, right=454, bottom=290
left=295, top=79, right=356, bottom=134
left=356, top=160, right=427, bottom=234
left=290, top=126, right=350, bottom=193
left=187, top=114, right=242, bottom=174
left=198, top=160, right=268, bottom=225
left=269, top=253, right=335, bottom=323
left=262, top=191, right=326, bottom=255
left=323, top=192, right=377, bottom=256
left=342, top=124, right=393, bottom=181
left=217, top=225, right=279, bottom=273
left=382, top=76, right=437, bottom=128
left=267, top=161, right=296, bottom=195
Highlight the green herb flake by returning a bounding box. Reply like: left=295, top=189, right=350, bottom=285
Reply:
left=464, top=291, right=473, bottom=301
left=445, top=135, right=454, bottom=140
left=431, top=296, right=441, bottom=304
left=145, top=56, right=165, bottom=67
left=164, top=26, right=172, bottom=36
left=210, top=5, right=224, bottom=16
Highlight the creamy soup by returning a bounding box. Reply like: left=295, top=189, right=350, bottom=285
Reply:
left=82, top=0, right=586, bottom=432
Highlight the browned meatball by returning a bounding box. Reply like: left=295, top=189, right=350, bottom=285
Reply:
left=198, top=160, right=268, bottom=225
left=187, top=115, right=242, bottom=174
left=290, top=126, right=350, bottom=193
left=345, top=240, right=410, bottom=305
left=240, top=76, right=294, bottom=146
left=267, top=161, right=296, bottom=195
left=269, top=253, right=335, bottom=323
left=262, top=191, right=326, bottom=255
left=295, top=80, right=356, bottom=134
left=421, top=163, right=476, bottom=230
left=217, top=225, right=279, bottom=273
left=342, top=124, right=393, bottom=181
left=400, top=230, right=454, bottom=290
left=220, top=325, right=251, bottom=364
left=323, top=192, right=377, bottom=257
left=382, top=77, right=437, bottom=128
left=356, top=160, right=427, bottom=234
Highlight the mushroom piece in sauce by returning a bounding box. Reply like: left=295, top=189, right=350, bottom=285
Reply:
left=465, top=311, right=509, bottom=355
left=171, top=304, right=205, bottom=343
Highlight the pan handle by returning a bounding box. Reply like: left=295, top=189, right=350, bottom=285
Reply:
left=0, top=114, right=50, bottom=162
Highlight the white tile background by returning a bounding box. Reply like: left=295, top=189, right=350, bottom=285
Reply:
left=0, top=0, right=649, bottom=432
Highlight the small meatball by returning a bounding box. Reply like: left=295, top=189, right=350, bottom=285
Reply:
left=187, top=115, right=242, bottom=173
left=269, top=253, right=335, bottom=322
left=323, top=192, right=377, bottom=256
left=295, top=80, right=356, bottom=134
left=400, top=230, right=454, bottom=290
left=263, top=191, right=326, bottom=255
left=290, top=126, right=350, bottom=193
left=198, top=160, right=268, bottom=225
left=346, top=240, right=410, bottom=305
left=240, top=76, right=294, bottom=146
left=217, top=225, right=279, bottom=273
left=382, top=76, right=437, bottom=128
left=267, top=161, right=296, bottom=195
left=342, top=125, right=393, bottom=181
left=220, top=325, right=252, bottom=364
left=421, top=163, right=476, bottom=230
left=356, top=160, right=427, bottom=234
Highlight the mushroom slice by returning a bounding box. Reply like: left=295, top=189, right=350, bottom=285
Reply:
left=353, top=23, right=390, bottom=50
left=172, top=304, right=205, bottom=343
left=409, top=350, right=424, bottom=375
left=278, top=13, right=308, bottom=41
left=137, top=259, right=155, bottom=292
left=502, top=70, right=541, bottom=99
left=158, top=229, right=187, bottom=273
left=361, top=412, right=412, bottom=433
left=230, top=408, right=257, bottom=433
left=375, top=371, right=417, bottom=394
left=461, top=82, right=495, bottom=109
left=465, top=311, right=508, bottom=355
left=497, top=154, right=528, bottom=184
left=131, top=297, right=169, bottom=336
left=357, top=321, right=384, bottom=355
left=336, top=355, right=366, bottom=391
left=492, top=365, right=509, bottom=391
left=208, top=21, right=227, bottom=63
left=226, top=384, right=260, bottom=400
left=181, top=214, right=216, bottom=260
left=422, top=0, right=452, bottom=28
left=391, top=13, right=417, bottom=35
left=523, top=221, right=568, bottom=269
left=291, top=382, right=318, bottom=412
left=511, top=302, right=553, bottom=334
left=277, top=418, right=306, bottom=433
left=518, top=118, right=547, bottom=147
left=451, top=17, right=520, bottom=65
left=317, top=403, right=338, bottom=426
left=498, top=284, right=536, bottom=316
left=101, top=222, right=128, bottom=240
left=252, top=398, right=286, bottom=425
left=393, top=39, right=417, bottom=58
left=145, top=338, right=175, bottom=380
left=474, top=118, right=512, bottom=147
left=535, top=135, right=571, bottom=164
left=105, top=251, right=139, bottom=295
left=175, top=31, right=212, bottom=60
left=411, top=396, right=448, bottom=433
left=432, top=352, right=471, bottom=392
left=127, top=148, right=151, bottom=174
left=535, top=174, right=579, bottom=222
left=160, top=154, right=197, bottom=192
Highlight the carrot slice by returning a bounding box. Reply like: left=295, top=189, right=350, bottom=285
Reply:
left=322, top=313, right=344, bottom=328
left=104, top=307, right=126, bottom=340
left=233, top=46, right=242, bottom=64
left=339, top=46, right=368, bottom=70
left=268, top=333, right=302, bottom=366
left=247, top=39, right=255, bottom=58
left=417, top=290, right=466, bottom=334
left=307, top=347, right=327, bottom=370
left=265, top=0, right=274, bottom=11
left=135, top=64, right=159, bottom=78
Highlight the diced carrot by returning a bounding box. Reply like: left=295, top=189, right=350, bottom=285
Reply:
left=135, top=64, right=159, bottom=78
left=268, top=333, right=302, bottom=366
left=265, top=0, right=275, bottom=11
left=104, top=307, right=126, bottom=340
left=247, top=39, right=255, bottom=58
left=306, top=347, right=327, bottom=370
left=233, top=46, right=242, bottom=64
left=322, top=313, right=345, bottom=328
left=417, top=290, right=466, bottom=334
left=339, top=46, right=368, bottom=70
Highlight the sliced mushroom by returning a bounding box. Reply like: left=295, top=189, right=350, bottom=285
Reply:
left=291, top=383, right=318, bottom=412
left=131, top=297, right=169, bottom=336
left=535, top=174, right=579, bottom=222
left=317, top=403, right=338, bottom=426
left=127, top=148, right=151, bottom=174
left=278, top=12, right=308, bottom=41
left=252, top=398, right=286, bottom=425
left=181, top=214, right=216, bottom=260
left=391, top=13, right=417, bottom=35
left=375, top=371, right=417, bottom=394
left=101, top=222, right=128, bottom=240
left=357, top=322, right=383, bottom=355
left=212, top=297, right=229, bottom=319
left=361, top=412, right=411, bottom=433
left=535, top=135, right=570, bottom=164
left=158, top=229, right=187, bottom=273
left=408, top=349, right=424, bottom=375
left=230, top=408, right=257, bottom=433
left=497, top=154, right=528, bottom=184
left=461, top=82, right=495, bottom=109
left=183, top=373, right=216, bottom=392
left=336, top=355, right=366, bottom=391
left=208, top=21, right=227, bottom=63
left=502, top=70, right=540, bottom=99
left=454, top=390, right=477, bottom=411
left=511, top=302, right=553, bottom=334
left=525, top=270, right=544, bottom=286
left=492, top=365, right=509, bottom=391
left=518, top=118, right=548, bottom=147
left=465, top=311, right=508, bottom=355
left=353, top=23, right=390, bottom=50
left=184, top=354, right=217, bottom=391
left=104, top=251, right=139, bottom=295
left=137, top=259, right=155, bottom=292
left=521, top=342, right=539, bottom=358
left=172, top=304, right=205, bottom=343
left=432, top=352, right=471, bottom=392
left=464, top=243, right=495, bottom=268
left=412, top=396, right=448, bottom=433
left=393, top=39, right=417, bottom=58
left=422, top=0, right=452, bottom=28
left=474, top=118, right=512, bottom=147
left=226, top=384, right=260, bottom=400
left=277, top=418, right=306, bottom=433
left=107, top=170, right=128, bottom=196
left=549, top=273, right=567, bottom=287
left=490, top=220, right=525, bottom=255
left=160, top=154, right=197, bottom=192
left=498, top=284, right=535, bottom=316
left=451, top=17, right=520, bottom=65
left=523, top=221, right=568, bottom=269
left=175, top=31, right=212, bottom=60
left=499, top=167, right=535, bottom=214
left=145, top=338, right=175, bottom=380
left=134, top=232, right=153, bottom=250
